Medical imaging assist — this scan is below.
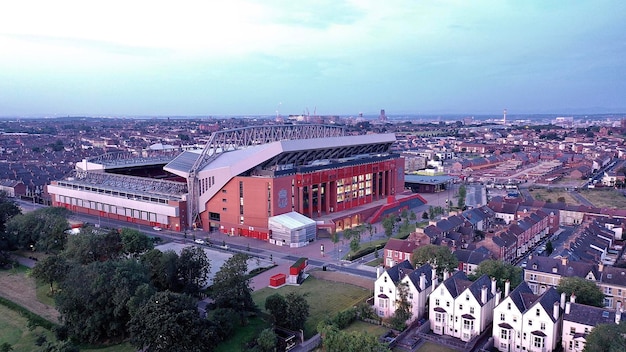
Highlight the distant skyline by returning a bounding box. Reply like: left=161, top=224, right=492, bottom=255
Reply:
left=1, top=1, right=625, bottom=117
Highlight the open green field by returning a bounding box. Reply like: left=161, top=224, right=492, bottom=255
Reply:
left=252, top=276, right=372, bottom=338
left=0, top=304, right=54, bottom=352
left=579, top=188, right=626, bottom=209
left=528, top=187, right=580, bottom=205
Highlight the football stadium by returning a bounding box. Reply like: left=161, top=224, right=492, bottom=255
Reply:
left=47, top=124, right=425, bottom=247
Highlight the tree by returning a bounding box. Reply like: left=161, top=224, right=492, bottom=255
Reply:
left=285, top=292, right=310, bottom=331
left=254, top=328, right=278, bottom=352
left=318, top=323, right=390, bottom=352
left=349, top=236, right=360, bottom=254
left=583, top=322, right=626, bottom=352
left=365, top=222, right=374, bottom=242
left=557, top=277, right=605, bottom=307
left=422, top=211, right=429, bottom=220
left=120, top=228, right=154, bottom=257
left=265, top=293, right=288, bottom=326
left=545, top=240, right=554, bottom=255
left=55, top=259, right=151, bottom=343
left=382, top=215, right=395, bottom=238
left=177, top=246, right=210, bottom=296
left=63, top=229, right=122, bottom=264
left=0, top=342, right=13, bottom=352
left=410, top=244, right=458, bottom=276
left=468, top=260, right=522, bottom=292
left=129, top=291, right=215, bottom=352
left=457, top=184, right=466, bottom=209
left=0, top=191, right=21, bottom=236
left=31, top=255, right=69, bottom=294
left=211, top=253, right=256, bottom=324
left=141, top=249, right=181, bottom=292
left=5, top=207, right=69, bottom=252
left=389, top=282, right=412, bottom=330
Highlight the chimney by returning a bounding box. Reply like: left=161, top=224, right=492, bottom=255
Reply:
left=495, top=290, right=501, bottom=306
left=481, top=285, right=488, bottom=304
left=560, top=292, right=566, bottom=309
left=376, top=266, right=382, bottom=278
left=570, top=293, right=576, bottom=303
left=561, top=257, right=567, bottom=266
left=491, top=277, right=497, bottom=295
left=617, top=302, right=622, bottom=324
left=505, top=280, right=511, bottom=297
left=420, top=272, right=426, bottom=291
left=565, top=301, right=571, bottom=315
left=553, top=301, right=560, bottom=321
left=432, top=274, right=439, bottom=294
left=529, top=253, right=533, bottom=260
left=431, top=266, right=437, bottom=282
left=599, top=263, right=604, bottom=272
left=444, top=270, right=450, bottom=281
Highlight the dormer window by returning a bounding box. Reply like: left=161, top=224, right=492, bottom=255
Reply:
left=532, top=263, right=538, bottom=270
left=607, top=274, right=613, bottom=279
left=552, top=267, right=558, bottom=273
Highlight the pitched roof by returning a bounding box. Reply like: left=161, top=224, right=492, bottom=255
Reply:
left=564, top=302, right=619, bottom=326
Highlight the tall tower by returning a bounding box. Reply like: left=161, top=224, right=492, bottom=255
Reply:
left=379, top=109, right=387, bottom=122
left=503, top=109, right=507, bottom=125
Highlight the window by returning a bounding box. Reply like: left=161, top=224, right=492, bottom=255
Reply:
left=605, top=287, right=613, bottom=295
left=533, top=336, right=544, bottom=349
left=536, top=308, right=540, bottom=317
left=409, top=293, right=413, bottom=299
left=435, top=299, right=440, bottom=306
left=500, top=329, right=509, bottom=340
left=570, top=327, right=576, bottom=335
left=384, top=277, right=387, bottom=283
left=528, top=320, right=533, bottom=326
left=540, top=322, right=546, bottom=330
left=446, top=301, right=450, bottom=307
left=470, top=307, right=475, bottom=314
left=500, top=313, right=505, bottom=321
left=379, top=287, right=383, bottom=293
left=463, top=319, right=474, bottom=331
left=466, top=294, right=470, bottom=301
left=513, top=316, right=517, bottom=323
left=459, top=304, right=463, bottom=310
left=507, top=302, right=511, bottom=310
left=435, top=313, right=443, bottom=322
left=529, top=274, right=537, bottom=281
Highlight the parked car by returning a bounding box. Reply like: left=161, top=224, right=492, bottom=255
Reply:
left=153, top=226, right=162, bottom=231
left=194, top=239, right=206, bottom=245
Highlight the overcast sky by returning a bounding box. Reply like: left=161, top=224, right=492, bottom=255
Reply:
left=1, top=0, right=624, bottom=117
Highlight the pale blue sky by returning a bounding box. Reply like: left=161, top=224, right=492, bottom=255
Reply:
left=1, top=0, right=624, bottom=117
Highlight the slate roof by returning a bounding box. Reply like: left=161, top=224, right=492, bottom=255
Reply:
left=564, top=302, right=618, bottom=327
left=385, top=260, right=415, bottom=284
left=443, top=271, right=495, bottom=306
left=404, top=263, right=434, bottom=293
left=525, top=257, right=596, bottom=280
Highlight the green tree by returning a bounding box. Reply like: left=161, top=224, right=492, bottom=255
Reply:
left=0, top=342, right=13, bottom=352
left=410, top=244, right=458, bottom=276
left=211, top=253, right=256, bottom=324
left=63, top=229, right=122, bottom=264
left=120, top=228, right=154, bottom=257
left=141, top=249, right=181, bottom=292
left=583, top=322, right=626, bottom=352
left=318, top=323, right=390, bottom=352
left=382, top=215, right=395, bottom=238
left=428, top=206, right=435, bottom=220
left=557, top=277, right=605, bottom=307
left=31, top=255, right=69, bottom=294
left=365, top=222, right=374, bottom=242
left=457, top=184, right=466, bottom=209
left=56, top=259, right=151, bottom=343
left=285, top=292, right=310, bottom=331
left=129, top=291, right=215, bottom=352
left=177, top=246, right=210, bottom=296
left=0, top=191, right=21, bottom=236
left=468, top=260, right=522, bottom=292
left=255, top=328, right=277, bottom=352
left=265, top=293, right=288, bottom=326
left=5, top=207, right=69, bottom=252
left=422, top=211, right=429, bottom=220
left=545, top=240, right=554, bottom=255
left=389, top=282, right=412, bottom=330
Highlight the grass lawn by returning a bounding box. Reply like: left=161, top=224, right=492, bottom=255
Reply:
left=412, top=341, right=458, bottom=352
left=529, top=187, right=580, bottom=205
left=252, top=276, right=372, bottom=338
left=0, top=304, right=54, bottom=352
left=214, top=316, right=268, bottom=352
left=343, top=320, right=388, bottom=336
left=366, top=258, right=383, bottom=267
left=579, top=188, right=626, bottom=209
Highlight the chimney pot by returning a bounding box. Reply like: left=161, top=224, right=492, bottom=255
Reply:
left=565, top=301, right=571, bottom=315
left=553, top=301, right=560, bottom=320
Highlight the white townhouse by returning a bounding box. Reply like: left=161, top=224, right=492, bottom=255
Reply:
left=374, top=261, right=414, bottom=319
left=400, top=262, right=434, bottom=322
left=374, top=260, right=434, bottom=324
left=493, top=281, right=563, bottom=352
left=562, top=300, right=622, bottom=352
left=430, top=271, right=499, bottom=342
